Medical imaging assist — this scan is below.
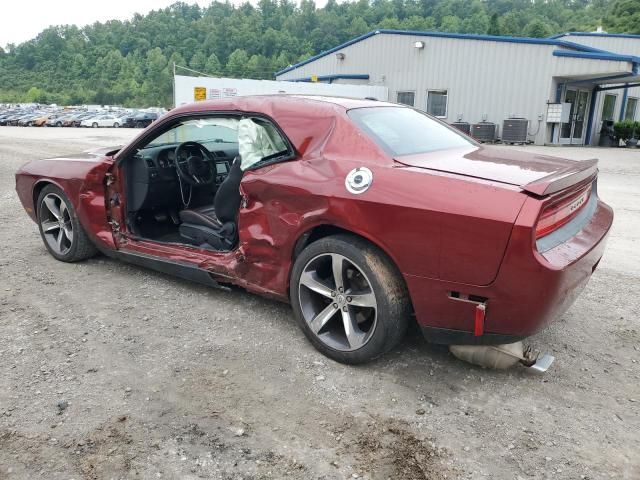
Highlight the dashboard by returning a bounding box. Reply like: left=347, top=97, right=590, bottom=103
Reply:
left=137, top=143, right=236, bottom=182
left=125, top=142, right=238, bottom=212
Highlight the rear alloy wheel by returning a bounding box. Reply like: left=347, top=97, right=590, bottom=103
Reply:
left=37, top=185, right=97, bottom=262
left=92, top=122, right=98, bottom=128
left=290, top=234, right=410, bottom=364
left=113, top=122, right=120, bottom=128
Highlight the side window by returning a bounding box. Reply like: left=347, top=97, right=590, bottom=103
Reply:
left=396, top=91, right=415, bottom=107
left=624, top=97, right=638, bottom=121
left=601, top=94, right=617, bottom=122
left=426, top=90, right=448, bottom=118
left=138, top=115, right=292, bottom=171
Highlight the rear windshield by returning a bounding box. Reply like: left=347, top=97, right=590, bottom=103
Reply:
left=348, top=106, right=473, bottom=156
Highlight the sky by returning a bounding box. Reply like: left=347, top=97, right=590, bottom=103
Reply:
left=0, top=0, right=327, bottom=48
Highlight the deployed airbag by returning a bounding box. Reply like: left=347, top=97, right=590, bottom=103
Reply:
left=238, top=118, right=284, bottom=170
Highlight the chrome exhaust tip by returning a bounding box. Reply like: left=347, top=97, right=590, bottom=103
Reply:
left=449, top=342, right=555, bottom=372
left=526, top=353, right=555, bottom=373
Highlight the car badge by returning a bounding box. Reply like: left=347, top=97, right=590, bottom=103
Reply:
left=345, top=167, right=373, bottom=195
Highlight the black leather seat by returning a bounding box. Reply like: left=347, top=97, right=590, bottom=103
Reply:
left=179, top=157, right=243, bottom=250
left=179, top=205, right=220, bottom=229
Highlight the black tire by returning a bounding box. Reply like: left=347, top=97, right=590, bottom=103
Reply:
left=92, top=122, right=98, bottom=128
left=113, top=122, right=120, bottom=128
left=290, top=234, right=410, bottom=364
left=135, top=121, right=144, bottom=128
left=37, top=185, right=98, bottom=262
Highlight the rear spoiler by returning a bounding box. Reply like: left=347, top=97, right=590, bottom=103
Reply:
left=522, top=158, right=598, bottom=196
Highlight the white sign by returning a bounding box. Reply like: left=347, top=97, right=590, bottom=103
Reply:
left=546, top=102, right=571, bottom=123
left=174, top=75, right=388, bottom=107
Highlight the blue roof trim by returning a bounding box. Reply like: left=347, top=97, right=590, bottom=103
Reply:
left=276, top=31, right=378, bottom=76
left=552, top=32, right=640, bottom=40
left=553, top=49, right=640, bottom=63
left=285, top=74, right=370, bottom=82
left=275, top=29, right=622, bottom=76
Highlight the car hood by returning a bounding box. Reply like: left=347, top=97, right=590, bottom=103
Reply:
left=394, top=145, right=597, bottom=195
left=42, top=146, right=122, bottom=162
left=82, top=145, right=122, bottom=157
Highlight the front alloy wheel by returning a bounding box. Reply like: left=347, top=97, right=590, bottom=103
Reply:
left=37, top=185, right=97, bottom=262
left=290, top=234, right=410, bottom=364
left=40, top=193, right=73, bottom=256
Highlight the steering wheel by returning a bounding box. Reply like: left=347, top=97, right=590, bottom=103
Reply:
left=173, top=141, right=216, bottom=186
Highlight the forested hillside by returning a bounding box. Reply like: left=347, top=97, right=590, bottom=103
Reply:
left=0, top=0, right=633, bottom=107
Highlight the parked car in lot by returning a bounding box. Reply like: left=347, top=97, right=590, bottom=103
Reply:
left=124, top=111, right=158, bottom=128
left=15, top=96, right=613, bottom=368
left=80, top=114, right=124, bottom=128
left=45, top=114, right=68, bottom=127
left=0, top=105, right=163, bottom=128
left=18, top=114, right=41, bottom=127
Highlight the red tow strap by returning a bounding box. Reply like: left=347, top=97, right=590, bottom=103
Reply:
left=474, top=304, right=486, bottom=336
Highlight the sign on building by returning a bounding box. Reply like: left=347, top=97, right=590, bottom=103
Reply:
left=174, top=75, right=388, bottom=107
left=194, top=87, right=207, bottom=102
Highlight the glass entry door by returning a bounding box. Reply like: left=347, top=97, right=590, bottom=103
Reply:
left=560, top=88, right=590, bottom=144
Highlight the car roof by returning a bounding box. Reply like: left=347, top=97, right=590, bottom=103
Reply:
left=171, top=94, right=399, bottom=116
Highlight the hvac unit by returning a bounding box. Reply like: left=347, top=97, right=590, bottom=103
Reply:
left=502, top=118, right=529, bottom=144
left=451, top=122, right=471, bottom=135
left=471, top=122, right=497, bottom=142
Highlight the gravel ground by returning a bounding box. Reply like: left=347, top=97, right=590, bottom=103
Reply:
left=0, top=126, right=639, bottom=480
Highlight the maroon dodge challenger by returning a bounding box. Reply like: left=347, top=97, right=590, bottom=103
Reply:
left=15, top=96, right=613, bottom=367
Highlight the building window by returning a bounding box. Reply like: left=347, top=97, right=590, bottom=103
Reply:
left=624, top=97, right=638, bottom=121
left=426, top=90, right=448, bottom=118
left=602, top=94, right=617, bottom=121
left=396, top=91, right=415, bottom=107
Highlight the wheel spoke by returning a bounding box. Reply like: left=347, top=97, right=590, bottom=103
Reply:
left=59, top=200, right=68, bottom=219
left=42, top=220, right=60, bottom=233
left=341, top=309, right=366, bottom=349
left=44, top=196, right=61, bottom=220
left=62, top=224, right=73, bottom=242
left=309, top=303, right=338, bottom=334
left=300, top=270, right=334, bottom=298
left=331, top=254, right=344, bottom=291
left=348, top=291, right=376, bottom=308
left=56, top=229, right=64, bottom=250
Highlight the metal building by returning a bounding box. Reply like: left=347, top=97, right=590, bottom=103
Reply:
left=275, top=30, right=640, bottom=146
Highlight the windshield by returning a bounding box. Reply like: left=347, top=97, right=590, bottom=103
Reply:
left=348, top=106, right=473, bottom=156
left=147, top=118, right=238, bottom=147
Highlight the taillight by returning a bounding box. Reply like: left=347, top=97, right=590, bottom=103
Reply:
left=535, top=184, right=592, bottom=239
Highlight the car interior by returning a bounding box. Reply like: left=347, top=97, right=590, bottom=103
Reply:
left=122, top=115, right=291, bottom=251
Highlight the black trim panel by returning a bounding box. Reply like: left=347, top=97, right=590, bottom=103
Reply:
left=98, top=247, right=222, bottom=288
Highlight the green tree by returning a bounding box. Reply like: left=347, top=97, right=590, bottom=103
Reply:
left=226, top=49, right=250, bottom=78
left=461, top=12, right=489, bottom=34
left=439, top=15, right=462, bottom=32
left=488, top=13, right=501, bottom=35
left=605, top=0, right=640, bottom=34
left=189, top=51, right=207, bottom=72
left=524, top=18, right=553, bottom=38
left=205, top=53, right=223, bottom=75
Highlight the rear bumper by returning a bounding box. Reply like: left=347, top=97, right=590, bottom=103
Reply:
left=406, top=197, right=613, bottom=345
